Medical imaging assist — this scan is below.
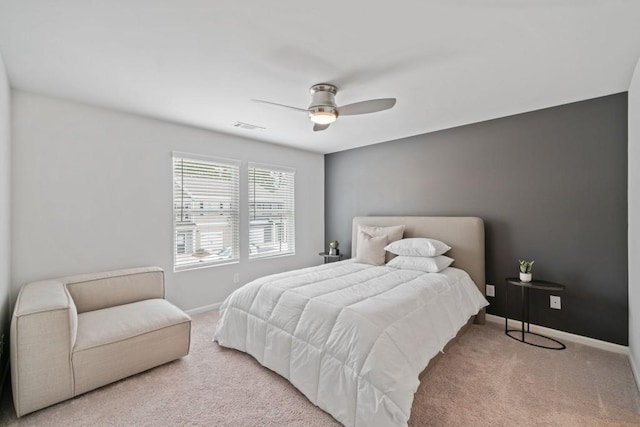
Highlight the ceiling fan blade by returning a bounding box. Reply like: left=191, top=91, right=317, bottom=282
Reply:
left=251, top=99, right=308, bottom=112
left=338, top=98, right=396, bottom=116
left=313, top=123, right=330, bottom=132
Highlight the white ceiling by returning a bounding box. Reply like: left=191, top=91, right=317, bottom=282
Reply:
left=1, top=1, right=639, bottom=154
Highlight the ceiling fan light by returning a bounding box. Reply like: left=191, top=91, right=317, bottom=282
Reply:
left=309, top=106, right=338, bottom=124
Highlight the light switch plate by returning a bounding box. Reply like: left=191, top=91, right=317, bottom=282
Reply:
left=486, top=284, right=495, bottom=297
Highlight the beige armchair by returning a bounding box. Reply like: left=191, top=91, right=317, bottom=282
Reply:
left=10, top=266, right=191, bottom=417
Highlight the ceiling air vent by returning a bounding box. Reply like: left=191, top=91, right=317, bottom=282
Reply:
left=233, top=121, right=265, bottom=131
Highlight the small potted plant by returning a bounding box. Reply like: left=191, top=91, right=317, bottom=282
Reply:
left=519, top=259, right=534, bottom=282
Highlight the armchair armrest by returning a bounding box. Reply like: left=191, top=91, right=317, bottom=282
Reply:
left=11, top=280, right=78, bottom=417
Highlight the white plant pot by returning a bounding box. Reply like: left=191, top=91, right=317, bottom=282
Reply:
left=520, top=272, right=532, bottom=282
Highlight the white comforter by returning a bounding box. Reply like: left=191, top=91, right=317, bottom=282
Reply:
left=214, top=260, right=488, bottom=427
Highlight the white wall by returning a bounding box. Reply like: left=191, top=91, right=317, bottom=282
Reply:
left=630, top=56, right=640, bottom=380
left=0, top=51, right=11, bottom=370
left=11, top=91, right=324, bottom=311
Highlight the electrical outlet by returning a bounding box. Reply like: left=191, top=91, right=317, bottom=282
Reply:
left=233, top=273, right=240, bottom=284
left=550, top=295, right=561, bottom=310
left=485, top=284, right=495, bottom=297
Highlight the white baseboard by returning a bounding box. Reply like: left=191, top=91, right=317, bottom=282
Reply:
left=185, top=302, right=221, bottom=315
left=485, top=314, right=629, bottom=355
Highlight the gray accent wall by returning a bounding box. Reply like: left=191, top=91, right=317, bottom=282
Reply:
left=325, top=93, right=628, bottom=345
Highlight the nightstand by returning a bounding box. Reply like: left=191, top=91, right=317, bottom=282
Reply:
left=319, top=252, right=343, bottom=264
left=505, top=277, right=566, bottom=350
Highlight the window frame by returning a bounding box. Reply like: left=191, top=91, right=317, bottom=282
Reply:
left=172, top=151, right=241, bottom=272
left=247, top=162, right=296, bottom=261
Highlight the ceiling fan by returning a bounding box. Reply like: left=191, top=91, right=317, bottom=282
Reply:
left=252, top=83, right=396, bottom=131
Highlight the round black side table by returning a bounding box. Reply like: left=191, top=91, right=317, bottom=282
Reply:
left=505, top=278, right=566, bottom=350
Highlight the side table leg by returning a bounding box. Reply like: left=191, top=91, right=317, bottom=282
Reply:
left=505, top=282, right=508, bottom=334
left=521, top=286, right=525, bottom=342
left=526, top=287, right=530, bottom=333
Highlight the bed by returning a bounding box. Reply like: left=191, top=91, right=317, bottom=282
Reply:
left=214, top=216, right=488, bottom=427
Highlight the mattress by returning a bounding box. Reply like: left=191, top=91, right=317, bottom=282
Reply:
left=214, top=260, right=488, bottom=427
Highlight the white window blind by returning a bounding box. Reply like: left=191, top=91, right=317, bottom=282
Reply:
left=248, top=163, right=295, bottom=259
left=173, top=154, right=239, bottom=271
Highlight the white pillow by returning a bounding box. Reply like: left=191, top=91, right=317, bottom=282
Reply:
left=384, top=237, right=451, bottom=257
left=354, top=231, right=388, bottom=266
left=387, top=255, right=454, bottom=273
left=356, top=224, right=405, bottom=261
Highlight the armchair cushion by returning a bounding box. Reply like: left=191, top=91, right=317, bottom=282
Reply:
left=72, top=298, right=190, bottom=395
left=74, top=299, right=190, bottom=352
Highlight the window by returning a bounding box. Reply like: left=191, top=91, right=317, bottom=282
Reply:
left=248, top=163, right=295, bottom=259
left=173, top=153, right=239, bottom=271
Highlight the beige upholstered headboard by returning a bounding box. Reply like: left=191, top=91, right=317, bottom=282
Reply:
left=352, top=216, right=486, bottom=323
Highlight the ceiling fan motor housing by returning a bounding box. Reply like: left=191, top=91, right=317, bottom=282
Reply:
left=309, top=84, right=339, bottom=121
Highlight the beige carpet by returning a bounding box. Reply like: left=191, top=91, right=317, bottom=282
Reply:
left=1, top=311, right=639, bottom=426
